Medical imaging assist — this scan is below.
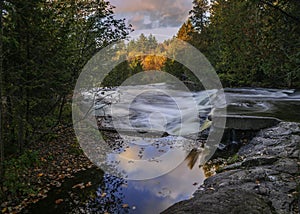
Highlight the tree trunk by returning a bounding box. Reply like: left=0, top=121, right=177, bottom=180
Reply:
left=58, top=95, right=66, bottom=124
left=18, top=93, right=24, bottom=154
left=0, top=0, right=5, bottom=190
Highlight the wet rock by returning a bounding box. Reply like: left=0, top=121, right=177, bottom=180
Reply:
left=213, top=115, right=281, bottom=130
left=241, top=156, right=278, bottom=167
left=162, top=122, right=300, bottom=214
left=163, top=188, right=276, bottom=214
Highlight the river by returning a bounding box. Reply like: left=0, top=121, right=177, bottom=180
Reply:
left=27, top=85, right=300, bottom=214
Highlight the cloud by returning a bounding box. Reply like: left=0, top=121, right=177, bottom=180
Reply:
left=110, top=0, right=193, bottom=30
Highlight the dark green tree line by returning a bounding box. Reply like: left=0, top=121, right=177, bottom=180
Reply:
left=183, top=0, right=300, bottom=88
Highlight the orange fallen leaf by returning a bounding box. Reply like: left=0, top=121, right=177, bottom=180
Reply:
left=122, top=204, right=129, bottom=208
left=40, top=157, right=47, bottom=162
left=37, top=173, right=44, bottom=177
left=55, top=199, right=64, bottom=204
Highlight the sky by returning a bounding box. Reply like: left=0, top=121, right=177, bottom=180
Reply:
left=110, top=0, right=193, bottom=41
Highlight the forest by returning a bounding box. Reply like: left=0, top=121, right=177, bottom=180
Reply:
left=0, top=0, right=299, bottom=212
left=103, top=0, right=300, bottom=89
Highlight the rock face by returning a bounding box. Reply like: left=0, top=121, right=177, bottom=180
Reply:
left=162, top=122, right=300, bottom=214
left=214, top=115, right=281, bottom=130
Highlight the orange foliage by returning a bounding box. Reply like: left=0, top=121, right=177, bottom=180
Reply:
left=141, top=55, right=167, bottom=71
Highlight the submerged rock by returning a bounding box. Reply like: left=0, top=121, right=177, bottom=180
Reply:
left=162, top=122, right=300, bottom=214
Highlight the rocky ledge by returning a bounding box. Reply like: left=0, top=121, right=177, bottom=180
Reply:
left=162, top=122, right=300, bottom=214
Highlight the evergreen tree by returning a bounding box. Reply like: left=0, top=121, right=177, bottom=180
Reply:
left=177, top=19, right=195, bottom=42
left=189, top=0, right=210, bottom=32
left=188, top=0, right=300, bottom=87
left=1, top=0, right=131, bottom=156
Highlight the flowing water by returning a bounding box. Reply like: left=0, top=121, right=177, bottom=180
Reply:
left=224, top=88, right=300, bottom=122
left=27, top=85, right=300, bottom=213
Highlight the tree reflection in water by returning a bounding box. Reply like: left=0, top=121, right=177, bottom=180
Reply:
left=87, top=174, right=129, bottom=214
left=185, top=148, right=201, bottom=170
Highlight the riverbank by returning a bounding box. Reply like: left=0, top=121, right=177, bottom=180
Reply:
left=0, top=127, right=95, bottom=214
left=162, top=122, right=300, bottom=213
left=1, top=121, right=299, bottom=213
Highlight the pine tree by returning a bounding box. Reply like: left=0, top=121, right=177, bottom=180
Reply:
left=177, top=19, right=195, bottom=42
left=189, top=0, right=209, bottom=32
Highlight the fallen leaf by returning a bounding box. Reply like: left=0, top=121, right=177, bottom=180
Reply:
left=32, top=199, right=39, bottom=203
left=122, top=204, right=129, bottom=208
left=55, top=181, right=62, bottom=188
left=72, top=183, right=84, bottom=189
left=37, top=173, right=44, bottom=177
left=58, top=174, right=65, bottom=179
left=41, top=157, right=47, bottom=162
left=85, top=181, right=92, bottom=187
left=55, top=199, right=64, bottom=204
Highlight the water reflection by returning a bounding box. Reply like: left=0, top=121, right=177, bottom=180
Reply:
left=185, top=148, right=202, bottom=170
left=85, top=83, right=215, bottom=213
left=87, top=155, right=205, bottom=214
left=87, top=174, right=129, bottom=213
left=105, top=135, right=200, bottom=180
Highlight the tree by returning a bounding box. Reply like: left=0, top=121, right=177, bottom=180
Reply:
left=189, top=0, right=210, bottom=32
left=126, top=34, right=165, bottom=71
left=102, top=61, right=132, bottom=87
left=142, top=55, right=166, bottom=71
left=188, top=0, right=300, bottom=88
left=1, top=0, right=131, bottom=153
left=177, top=19, right=195, bottom=42
left=0, top=0, right=4, bottom=191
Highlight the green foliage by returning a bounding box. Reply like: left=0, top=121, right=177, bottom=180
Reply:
left=189, top=0, right=209, bottom=32
left=3, top=150, right=40, bottom=197
left=0, top=0, right=132, bottom=201
left=1, top=0, right=131, bottom=150
left=227, top=153, right=241, bottom=165
left=100, top=32, right=210, bottom=90
left=128, top=33, right=159, bottom=55
left=69, top=143, right=84, bottom=156
left=187, top=0, right=300, bottom=88
left=102, top=61, right=132, bottom=87
left=162, top=59, right=204, bottom=91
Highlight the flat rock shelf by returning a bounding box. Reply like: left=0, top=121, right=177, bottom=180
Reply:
left=162, top=122, right=300, bottom=214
